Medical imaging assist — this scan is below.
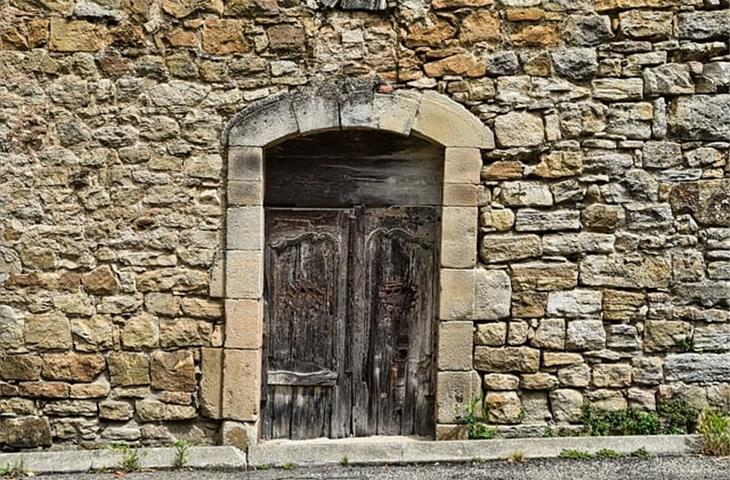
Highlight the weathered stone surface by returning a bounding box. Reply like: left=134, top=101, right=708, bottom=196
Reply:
left=665, top=354, right=730, bottom=383
left=71, top=315, right=113, bottom=352
left=151, top=350, right=196, bottom=392
left=676, top=10, right=730, bottom=41
left=484, top=373, right=519, bottom=390
left=557, top=363, right=590, bottom=387
left=0, top=417, right=51, bottom=448
left=439, top=322, right=473, bottom=370
left=550, top=389, right=583, bottom=423
left=436, top=370, right=481, bottom=423
left=42, top=353, right=105, bottom=382
left=82, top=266, right=121, bottom=295
left=606, top=324, right=641, bottom=350
left=533, top=151, right=582, bottom=178
left=619, top=10, right=672, bottom=39
left=474, top=347, right=540, bottom=373
left=592, top=78, right=643, bottom=102
left=581, top=254, right=671, bottom=289
left=494, top=112, right=544, bottom=147
left=531, top=318, right=565, bottom=350
left=592, top=364, right=631, bottom=388
left=137, top=399, right=196, bottom=421
left=566, top=320, right=606, bottom=351
left=586, top=389, right=627, bottom=412
left=668, top=95, right=730, bottom=141
left=511, top=262, right=578, bottom=291
left=0, top=355, right=42, bottom=381
left=474, top=269, right=511, bottom=320
left=459, top=11, right=500, bottom=45
left=424, top=54, right=486, bottom=78
left=498, top=181, right=552, bottom=207
left=607, top=102, right=654, bottom=139
left=632, top=357, right=663, bottom=385
left=644, top=64, right=694, bottom=96
left=202, top=20, right=248, bottom=55
left=0, top=306, right=25, bottom=350
left=480, top=234, right=542, bottom=263
left=49, top=19, right=105, bottom=52
left=515, top=209, right=580, bottom=232
left=486, top=391, right=522, bottom=424
left=542, top=233, right=614, bottom=256
left=670, top=180, right=730, bottom=226
left=25, top=312, right=72, bottom=350
left=121, top=313, right=159, bottom=349
left=108, top=352, right=150, bottom=387
left=551, top=48, right=597, bottom=81
left=547, top=290, right=602, bottom=319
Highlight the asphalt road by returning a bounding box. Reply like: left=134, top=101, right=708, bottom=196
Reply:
left=36, top=456, right=730, bottom=480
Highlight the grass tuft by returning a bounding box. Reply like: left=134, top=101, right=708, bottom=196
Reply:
left=698, top=409, right=730, bottom=456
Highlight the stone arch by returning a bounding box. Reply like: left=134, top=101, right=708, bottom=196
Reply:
left=210, top=79, right=495, bottom=446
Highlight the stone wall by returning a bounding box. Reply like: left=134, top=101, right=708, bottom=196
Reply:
left=1, top=0, right=729, bottom=449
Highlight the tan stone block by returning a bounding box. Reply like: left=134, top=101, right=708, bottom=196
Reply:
left=228, top=180, right=263, bottom=206
left=151, top=350, right=196, bottom=392
left=25, top=312, right=72, bottom=350
left=222, top=420, right=258, bottom=449
left=436, top=370, right=481, bottom=423
left=435, top=424, right=469, bottom=440
left=227, top=206, right=263, bottom=251
left=441, top=207, right=478, bottom=268
left=201, top=348, right=223, bottom=419
left=49, top=19, right=105, bottom=52
left=482, top=160, right=523, bottom=180
left=373, top=93, right=420, bottom=136
left=202, top=19, right=248, bottom=55
left=443, top=184, right=479, bottom=206
left=459, top=11, right=500, bottom=45
left=210, top=251, right=224, bottom=299
left=509, top=23, right=560, bottom=47
left=222, top=348, right=261, bottom=421
left=225, top=299, right=263, bottom=349
left=41, top=353, right=105, bottom=382
left=225, top=250, right=263, bottom=299
left=413, top=91, right=494, bottom=149
left=228, top=147, right=263, bottom=181
left=474, top=346, right=539, bottom=373
left=0, top=355, right=42, bottom=381
left=438, top=322, right=473, bottom=371
left=424, top=53, right=486, bottom=78
left=121, top=312, right=159, bottom=350
left=439, top=269, right=475, bottom=320
left=107, top=352, right=149, bottom=387
left=444, top=147, right=482, bottom=184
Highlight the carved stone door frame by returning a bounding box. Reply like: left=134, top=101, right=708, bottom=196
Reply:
left=203, top=79, right=495, bottom=447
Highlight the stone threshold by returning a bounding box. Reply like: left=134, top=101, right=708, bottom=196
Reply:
left=0, top=435, right=702, bottom=474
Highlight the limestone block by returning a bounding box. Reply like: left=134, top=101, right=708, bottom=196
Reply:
left=592, top=78, right=644, bottom=101
left=676, top=10, right=730, bottom=41
left=25, top=312, right=72, bottom=350
left=547, top=290, right=602, bottom=318
left=49, top=19, right=105, bottom=52
left=606, top=324, right=641, bottom=350
left=644, top=64, right=694, bottom=96
left=515, top=209, right=581, bottom=232
left=373, top=93, right=420, bottom=136
left=121, top=312, right=159, bottom=349
left=619, top=10, right=672, bottom=39
left=202, top=19, right=248, bottom=55
left=441, top=207, right=478, bottom=268
left=228, top=147, right=263, bottom=181
left=222, top=420, right=258, bottom=449
left=480, top=234, right=542, bottom=264
left=475, top=323, right=507, bottom=346
left=225, top=299, right=263, bottom=349
left=0, top=355, right=42, bottom=381
left=550, top=389, right=583, bottom=423
left=644, top=320, right=691, bottom=352
left=580, top=254, right=671, bottom=289
left=413, top=91, right=494, bottom=148
left=498, top=181, right=553, bottom=207
left=474, top=268, right=511, bottom=320
left=510, top=262, right=578, bottom=292
left=443, top=184, right=479, bottom=206
left=474, top=346, right=540, bottom=373
left=586, top=389, right=627, bottom=412
left=494, top=111, right=544, bottom=147
left=485, top=391, right=521, bottom=424
left=41, top=353, right=105, bottom=382
left=531, top=318, right=566, bottom=350
left=557, top=363, right=590, bottom=387
left=107, top=352, right=150, bottom=387
left=225, top=250, right=263, bottom=299
left=223, top=348, right=262, bottom=421
left=436, top=370, right=481, bottom=423
left=292, top=88, right=340, bottom=134
left=669, top=95, right=730, bottom=141
left=551, top=48, right=597, bottom=81
left=228, top=181, right=263, bottom=206
left=542, top=233, right=614, bottom=256
left=444, top=148, right=482, bottom=184
left=201, top=348, right=223, bottom=419
left=566, top=320, right=606, bottom=351
left=148, top=81, right=210, bottom=107
left=137, top=399, right=197, bottom=421
left=438, top=322, right=473, bottom=371
left=439, top=269, right=475, bottom=320
left=0, top=305, right=25, bottom=350
left=592, top=364, right=632, bottom=388
left=484, top=373, right=519, bottom=390
left=227, top=207, right=263, bottom=251
left=228, top=95, right=299, bottom=147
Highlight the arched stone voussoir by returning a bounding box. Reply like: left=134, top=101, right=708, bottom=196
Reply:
left=413, top=91, right=495, bottom=149
left=225, top=93, right=300, bottom=148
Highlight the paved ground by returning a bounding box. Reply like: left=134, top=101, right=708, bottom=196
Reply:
left=36, top=456, right=730, bottom=480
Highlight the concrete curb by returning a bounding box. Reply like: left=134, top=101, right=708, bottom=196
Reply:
left=0, top=446, right=247, bottom=474
left=248, top=435, right=703, bottom=467
left=0, top=436, right=702, bottom=474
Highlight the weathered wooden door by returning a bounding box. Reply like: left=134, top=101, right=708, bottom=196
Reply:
left=261, top=131, right=442, bottom=440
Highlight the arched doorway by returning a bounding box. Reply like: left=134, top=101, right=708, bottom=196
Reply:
left=262, top=130, right=442, bottom=440
left=212, top=80, right=495, bottom=446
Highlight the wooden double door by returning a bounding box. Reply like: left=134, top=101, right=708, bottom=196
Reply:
left=261, top=206, right=438, bottom=440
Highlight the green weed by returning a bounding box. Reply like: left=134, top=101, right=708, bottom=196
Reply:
left=282, top=463, right=297, bottom=470
left=113, top=444, right=142, bottom=472
left=340, top=455, right=349, bottom=466
left=559, top=449, right=593, bottom=460
left=0, top=457, right=28, bottom=478
left=595, top=448, right=621, bottom=459
left=630, top=447, right=651, bottom=459
left=457, top=397, right=496, bottom=440
left=173, top=440, right=191, bottom=469
left=698, top=409, right=730, bottom=456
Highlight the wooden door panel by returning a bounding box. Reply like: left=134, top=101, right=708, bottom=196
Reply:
left=352, top=207, right=438, bottom=437
left=262, top=209, right=351, bottom=440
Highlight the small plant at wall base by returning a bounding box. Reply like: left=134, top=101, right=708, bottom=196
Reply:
left=173, top=440, right=192, bottom=469
left=0, top=457, right=28, bottom=478
left=113, top=444, right=143, bottom=473
left=698, top=409, right=730, bottom=456
left=582, top=400, right=698, bottom=436
left=458, top=397, right=496, bottom=440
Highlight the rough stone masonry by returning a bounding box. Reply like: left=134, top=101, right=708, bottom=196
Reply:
left=0, top=0, right=730, bottom=450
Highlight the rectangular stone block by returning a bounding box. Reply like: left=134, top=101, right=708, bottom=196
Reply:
left=201, top=348, right=223, bottom=419
left=443, top=184, right=479, bottom=206
left=436, top=370, right=481, bottom=423
left=441, top=207, right=478, bottom=268
left=228, top=147, right=263, bottom=181
left=373, top=93, right=419, bottom=136
left=225, top=250, right=263, bottom=299
left=439, top=269, right=475, bottom=320
left=438, top=322, right=473, bottom=371
left=228, top=180, right=263, bottom=206
left=515, top=209, right=580, bottom=232
left=474, top=268, right=511, bottom=320
left=227, top=206, right=263, bottom=251
left=444, top=147, right=482, bottom=184
left=225, top=299, right=263, bottom=349
left=222, top=348, right=261, bottom=421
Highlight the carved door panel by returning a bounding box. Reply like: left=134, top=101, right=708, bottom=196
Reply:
left=350, top=207, right=438, bottom=437
left=262, top=209, right=351, bottom=440
left=262, top=207, right=437, bottom=440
